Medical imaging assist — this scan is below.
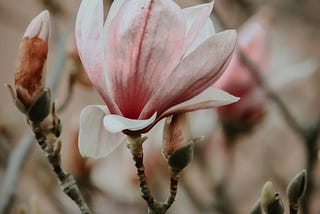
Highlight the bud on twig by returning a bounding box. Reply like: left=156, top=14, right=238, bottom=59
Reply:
left=15, top=10, right=50, bottom=108
left=260, top=181, right=284, bottom=214
left=6, top=11, right=51, bottom=122
left=162, top=113, right=193, bottom=172
left=286, top=169, right=307, bottom=203
left=162, top=113, right=191, bottom=159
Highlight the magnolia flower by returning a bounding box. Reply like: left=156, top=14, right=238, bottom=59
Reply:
left=76, top=0, right=238, bottom=158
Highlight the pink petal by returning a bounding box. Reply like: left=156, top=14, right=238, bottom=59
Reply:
left=75, top=0, right=120, bottom=114
left=103, top=112, right=157, bottom=133
left=141, top=30, right=237, bottom=119
left=78, top=105, right=126, bottom=158
left=183, top=1, right=214, bottom=56
left=238, top=21, right=270, bottom=71
left=106, top=0, right=186, bottom=119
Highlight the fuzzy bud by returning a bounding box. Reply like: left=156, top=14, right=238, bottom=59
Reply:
left=168, top=143, right=193, bottom=172
left=162, top=113, right=190, bottom=159
left=260, top=181, right=284, bottom=214
left=286, top=169, right=307, bottom=204
left=15, top=10, right=50, bottom=108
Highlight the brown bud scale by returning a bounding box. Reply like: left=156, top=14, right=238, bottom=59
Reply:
left=15, top=37, right=48, bottom=107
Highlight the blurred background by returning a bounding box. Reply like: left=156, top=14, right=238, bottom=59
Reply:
left=0, top=0, right=319, bottom=213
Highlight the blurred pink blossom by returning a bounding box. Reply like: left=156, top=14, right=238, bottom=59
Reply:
left=75, top=0, right=238, bottom=158
left=215, top=15, right=271, bottom=132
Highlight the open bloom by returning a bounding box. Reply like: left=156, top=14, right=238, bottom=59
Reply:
left=76, top=0, right=238, bottom=158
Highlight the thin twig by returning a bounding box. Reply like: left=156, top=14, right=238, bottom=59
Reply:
left=128, top=136, right=181, bottom=214
left=130, top=139, right=155, bottom=208
left=238, top=49, right=307, bottom=138
left=31, top=120, right=91, bottom=214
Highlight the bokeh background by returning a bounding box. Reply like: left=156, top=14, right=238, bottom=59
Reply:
left=0, top=0, right=319, bottom=213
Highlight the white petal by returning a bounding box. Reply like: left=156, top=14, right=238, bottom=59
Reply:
left=183, top=1, right=215, bottom=56
left=160, top=87, right=239, bottom=119
left=104, top=0, right=126, bottom=30
left=103, top=112, right=157, bottom=133
left=79, top=105, right=126, bottom=159
left=185, top=19, right=215, bottom=56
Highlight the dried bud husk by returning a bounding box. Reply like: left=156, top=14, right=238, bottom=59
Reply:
left=15, top=10, right=50, bottom=108
left=260, top=181, right=284, bottom=214
left=162, top=113, right=190, bottom=159
left=168, top=142, right=193, bottom=172
left=286, top=169, right=307, bottom=203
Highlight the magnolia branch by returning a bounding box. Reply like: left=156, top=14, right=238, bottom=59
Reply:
left=128, top=136, right=180, bottom=214
left=30, top=110, right=91, bottom=214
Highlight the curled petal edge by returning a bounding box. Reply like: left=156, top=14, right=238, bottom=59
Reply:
left=103, top=112, right=157, bottom=133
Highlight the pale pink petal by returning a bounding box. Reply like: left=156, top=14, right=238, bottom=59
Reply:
left=103, top=112, right=157, bottom=133
left=79, top=105, right=126, bottom=159
left=185, top=19, right=215, bottom=56
left=183, top=1, right=214, bottom=56
left=24, top=10, right=50, bottom=41
left=141, top=30, right=237, bottom=118
left=106, top=0, right=186, bottom=118
left=104, top=0, right=127, bottom=30
left=75, top=0, right=120, bottom=114
left=238, top=22, right=269, bottom=70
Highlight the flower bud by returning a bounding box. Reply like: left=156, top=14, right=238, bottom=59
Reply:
left=162, top=113, right=191, bottom=159
left=260, top=181, right=284, bottom=214
left=168, top=143, right=193, bottom=172
left=15, top=10, right=50, bottom=108
left=286, top=169, right=307, bottom=204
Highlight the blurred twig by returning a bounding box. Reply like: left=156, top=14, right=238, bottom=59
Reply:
left=38, top=0, right=65, bottom=16
left=238, top=49, right=320, bottom=214
left=0, top=127, right=11, bottom=166
left=0, top=131, right=34, bottom=213
left=238, top=49, right=306, bottom=138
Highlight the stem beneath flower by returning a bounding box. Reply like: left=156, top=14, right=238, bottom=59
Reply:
left=128, top=135, right=180, bottom=214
